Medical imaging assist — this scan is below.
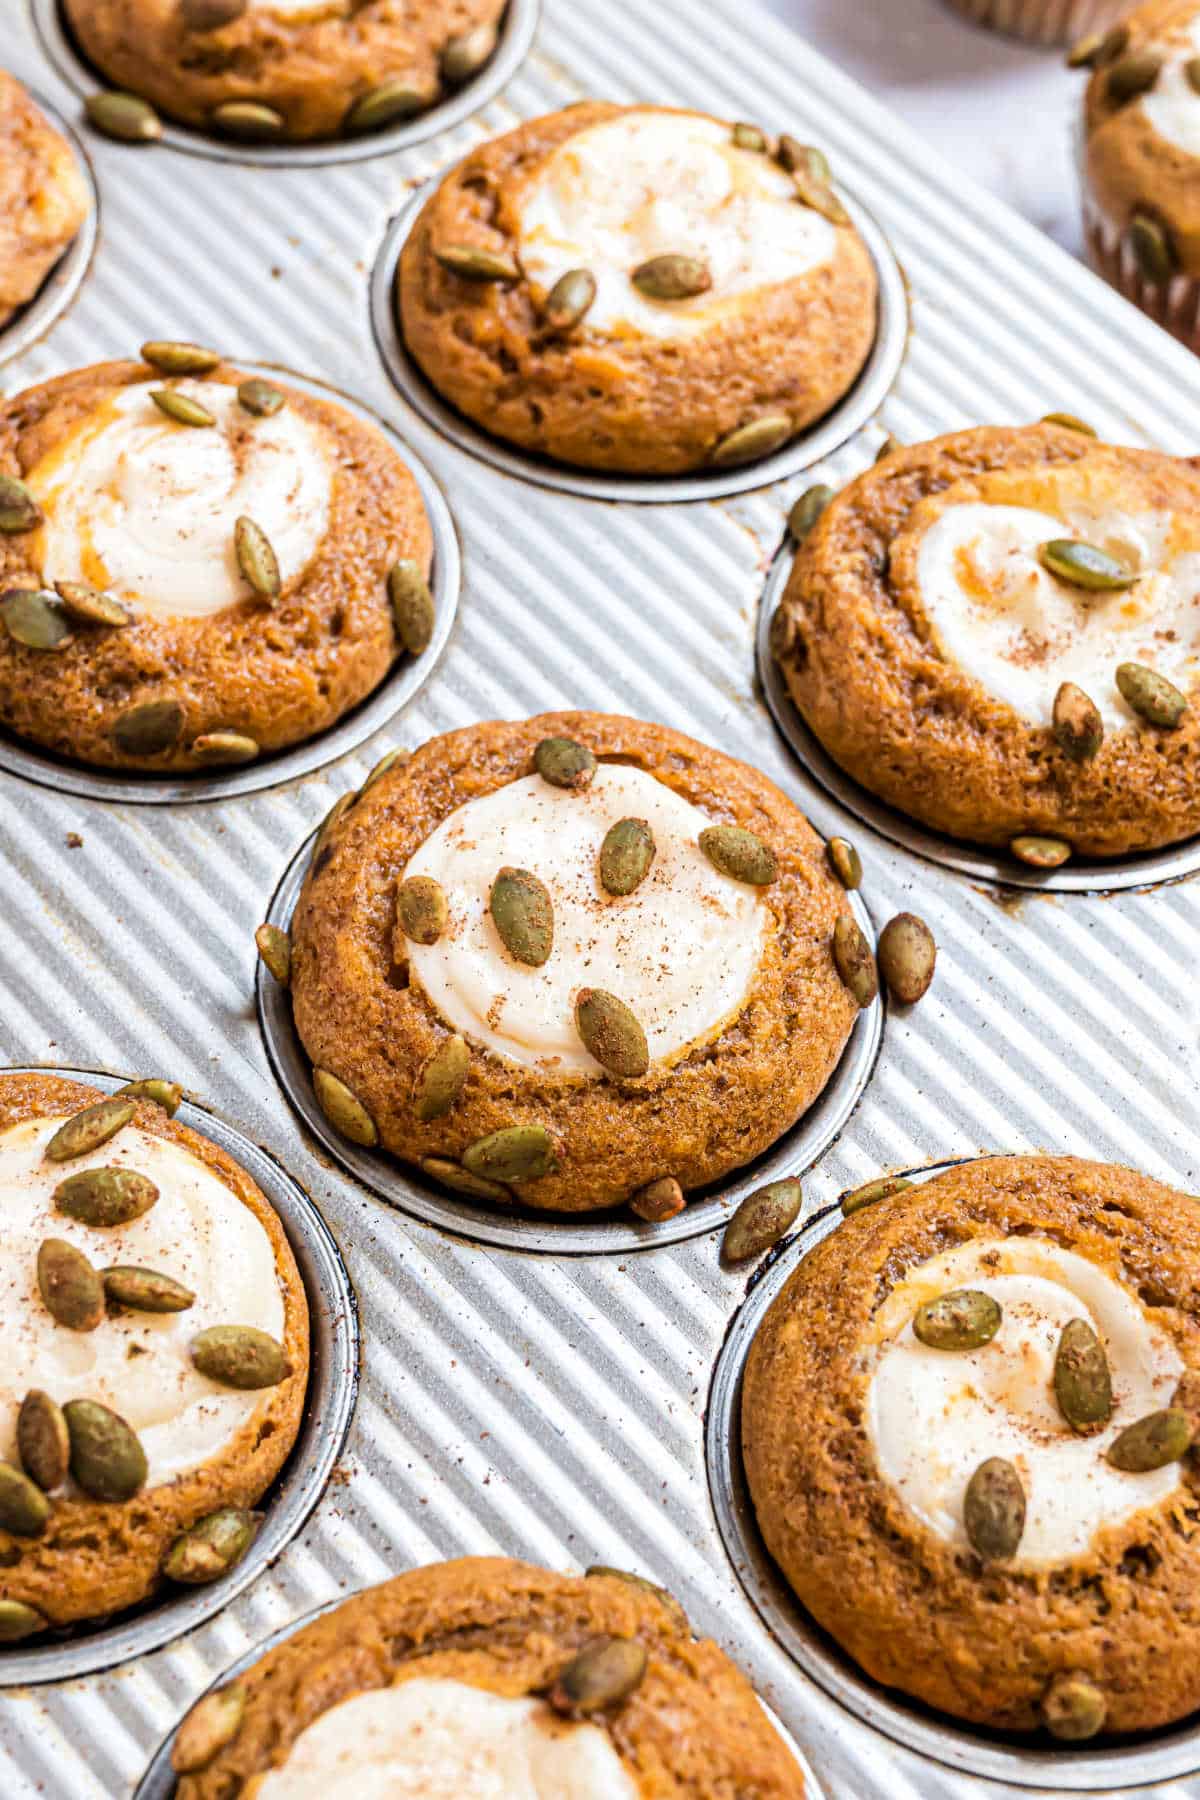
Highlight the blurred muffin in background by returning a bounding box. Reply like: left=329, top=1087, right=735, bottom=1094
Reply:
left=942, top=0, right=1128, bottom=47
left=0, top=70, right=89, bottom=332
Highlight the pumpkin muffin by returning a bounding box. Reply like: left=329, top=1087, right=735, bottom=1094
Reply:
left=64, top=0, right=509, bottom=144
left=1079, top=0, right=1200, bottom=351
left=169, top=1557, right=806, bottom=1792
left=396, top=103, right=878, bottom=477
left=284, top=711, right=862, bottom=1217
left=0, top=352, right=434, bottom=772
left=773, top=422, right=1200, bottom=863
left=743, top=1155, right=1200, bottom=1739
left=0, top=71, right=90, bottom=334
left=0, top=1071, right=308, bottom=1637
left=942, top=0, right=1126, bottom=46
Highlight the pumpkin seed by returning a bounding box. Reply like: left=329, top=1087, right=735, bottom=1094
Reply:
left=631, top=254, right=712, bottom=300
left=732, top=121, right=768, bottom=151
left=54, top=581, right=132, bottom=627
left=1041, top=1672, right=1107, bottom=1741
left=85, top=91, right=163, bottom=143
left=722, top=1178, right=803, bottom=1263
left=877, top=912, right=936, bottom=1004
left=0, top=1601, right=46, bottom=1642
left=1107, top=51, right=1162, bottom=101
left=1188, top=56, right=1200, bottom=95
left=875, top=434, right=901, bottom=461
left=415, top=1035, right=470, bottom=1121
left=832, top=914, right=878, bottom=1008
left=600, top=817, right=655, bottom=896
left=55, top=1167, right=158, bottom=1227
left=397, top=874, right=448, bottom=946
left=490, top=867, right=554, bottom=966
left=0, top=475, right=41, bottom=534
left=434, top=243, right=521, bottom=282
left=575, top=989, right=650, bottom=1079
left=699, top=823, right=777, bottom=885
left=1010, top=834, right=1072, bottom=869
left=141, top=340, right=221, bottom=375
left=0, top=1463, right=51, bottom=1537
left=1053, top=681, right=1103, bottom=759
left=789, top=483, right=834, bottom=542
left=420, top=1155, right=514, bottom=1203
left=172, top=1683, right=246, bottom=1774
left=151, top=388, right=215, bottom=429
left=441, top=21, right=498, bottom=83
left=210, top=100, right=286, bottom=141
left=191, top=730, right=259, bottom=764
left=1038, top=539, right=1135, bottom=590
left=313, top=1068, right=378, bottom=1146
left=585, top=1566, right=688, bottom=1631
left=237, top=377, right=284, bottom=417
left=17, top=1391, right=69, bottom=1491
left=1041, top=412, right=1096, bottom=436
left=235, top=514, right=281, bottom=600
left=180, top=0, right=246, bottom=28
left=791, top=170, right=849, bottom=224
left=826, top=836, right=862, bottom=889
left=344, top=79, right=429, bottom=136
left=1066, top=31, right=1104, bottom=67
left=389, top=558, right=435, bottom=654
left=964, top=1458, right=1025, bottom=1561
left=1129, top=213, right=1176, bottom=286
left=114, top=1078, right=182, bottom=1115
left=1054, top=1318, right=1113, bottom=1431
left=462, top=1124, right=557, bottom=1183
left=841, top=1174, right=912, bottom=1217
left=255, top=922, right=291, bottom=984
left=64, top=1398, right=147, bottom=1501
left=549, top=1636, right=647, bottom=1714
left=776, top=136, right=831, bottom=183
left=0, top=590, right=73, bottom=651
left=1106, top=1407, right=1191, bottom=1471
left=103, top=1265, right=196, bottom=1313
left=534, top=735, right=597, bottom=790
left=629, top=1176, right=684, bottom=1222
left=114, top=698, right=185, bottom=756
left=1116, top=661, right=1187, bottom=727
left=37, top=1238, right=103, bottom=1331
left=542, top=268, right=596, bottom=334
left=191, top=1325, right=291, bottom=1390
left=914, top=1288, right=1002, bottom=1351
left=361, top=746, right=409, bottom=792
left=45, top=1097, right=135, bottom=1162
left=164, top=1507, right=260, bottom=1584
left=312, top=791, right=355, bottom=864
left=711, top=415, right=794, bottom=467
left=1096, top=22, right=1130, bottom=62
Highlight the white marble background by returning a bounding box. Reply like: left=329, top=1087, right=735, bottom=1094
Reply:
left=760, top=0, right=1085, bottom=255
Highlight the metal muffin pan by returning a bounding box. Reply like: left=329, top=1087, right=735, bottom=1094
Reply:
left=0, top=1066, right=360, bottom=1689
left=257, top=828, right=883, bottom=1255
left=371, top=177, right=909, bottom=505
left=0, top=364, right=461, bottom=806
left=30, top=0, right=542, bottom=168
left=0, top=88, right=98, bottom=371
left=706, top=1158, right=1200, bottom=1793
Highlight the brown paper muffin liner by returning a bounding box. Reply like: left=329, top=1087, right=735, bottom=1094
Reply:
left=942, top=0, right=1128, bottom=45
left=1085, top=198, right=1200, bottom=354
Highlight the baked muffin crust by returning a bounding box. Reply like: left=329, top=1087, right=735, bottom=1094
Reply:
left=0, top=71, right=90, bottom=331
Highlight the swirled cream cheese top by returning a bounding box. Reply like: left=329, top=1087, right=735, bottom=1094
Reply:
left=402, top=765, right=767, bottom=1075
left=516, top=109, right=838, bottom=341
left=253, top=1679, right=638, bottom=1798
left=26, top=380, right=332, bottom=619
left=0, top=1115, right=285, bottom=1490
left=864, top=1238, right=1183, bottom=1565
left=1141, top=14, right=1200, bottom=159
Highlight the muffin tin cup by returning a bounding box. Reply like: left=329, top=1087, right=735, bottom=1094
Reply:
left=0, top=364, right=461, bottom=806
left=30, top=0, right=542, bottom=168
left=257, top=831, right=884, bottom=1255
left=0, top=1065, right=360, bottom=1687
left=0, top=88, right=98, bottom=370
left=705, top=1155, right=1200, bottom=1792
left=758, top=547, right=1200, bottom=894
left=369, top=180, right=909, bottom=506
left=938, top=0, right=1128, bottom=46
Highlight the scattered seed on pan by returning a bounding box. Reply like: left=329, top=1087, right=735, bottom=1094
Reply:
left=722, top=1178, right=803, bottom=1262
left=877, top=913, right=936, bottom=1004
left=832, top=914, right=877, bottom=1007
left=255, top=922, right=291, bottom=984
left=629, top=1176, right=684, bottom=1222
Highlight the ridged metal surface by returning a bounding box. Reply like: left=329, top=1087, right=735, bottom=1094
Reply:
left=3, top=0, right=1200, bottom=1796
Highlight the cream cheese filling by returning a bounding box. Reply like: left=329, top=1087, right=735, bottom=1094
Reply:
left=1141, top=16, right=1200, bottom=160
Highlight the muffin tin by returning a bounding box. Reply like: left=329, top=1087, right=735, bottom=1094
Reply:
left=6, top=0, right=1200, bottom=1795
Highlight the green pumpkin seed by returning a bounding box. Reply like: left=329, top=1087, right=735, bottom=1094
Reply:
left=600, top=817, right=655, bottom=896
left=64, top=1398, right=147, bottom=1501
left=103, top=1265, right=195, bottom=1313
left=210, top=100, right=286, bottom=141
left=1097, top=22, right=1130, bottom=62
left=629, top=1176, right=684, bottom=1222
left=914, top=1288, right=1002, bottom=1351
left=791, top=170, right=849, bottom=224
left=711, top=415, right=793, bottom=468
left=151, top=388, right=215, bottom=429
left=1010, top=834, right=1072, bottom=869
left=361, top=746, right=409, bottom=792
left=1053, top=681, right=1103, bottom=759
left=141, top=340, right=221, bottom=375
left=541, top=267, right=597, bottom=334
left=17, top=1391, right=69, bottom=1491
left=826, top=836, right=861, bottom=889
left=1188, top=56, right=1200, bottom=95
left=85, top=90, right=163, bottom=144
left=397, top=874, right=448, bottom=946
left=1066, top=30, right=1104, bottom=67
left=1041, top=412, right=1097, bottom=436
left=441, top=21, right=498, bottom=83
left=37, top=1238, right=103, bottom=1331
left=875, top=433, right=902, bottom=461
left=1054, top=1318, right=1113, bottom=1431
left=1107, top=51, right=1162, bottom=101
left=0, top=1462, right=52, bottom=1537
left=722, top=1178, right=803, bottom=1263
left=237, top=377, right=284, bottom=418
left=698, top=824, right=777, bottom=885
left=963, top=1457, right=1025, bottom=1561
left=877, top=912, right=936, bottom=1005
left=575, top=989, right=650, bottom=1079
left=0, top=1600, right=46, bottom=1642
left=0, top=590, right=73, bottom=652
left=191, top=730, right=259, bottom=764
left=54, top=581, right=132, bottom=627
left=632, top=254, right=712, bottom=300
left=1116, top=661, right=1187, bottom=727
left=535, top=735, right=596, bottom=791
left=312, top=1068, right=378, bottom=1146
left=415, top=1035, right=470, bottom=1121
left=113, top=698, right=185, bottom=756
left=164, top=1507, right=260, bottom=1584
left=55, top=1167, right=158, bottom=1227
left=434, top=243, right=520, bottom=282
left=490, top=867, right=554, bottom=966
left=114, top=1078, right=182, bottom=1115
left=1129, top=213, right=1176, bottom=286
left=1106, top=1407, right=1192, bottom=1471
left=1038, top=539, right=1136, bottom=590
left=180, top=0, right=246, bottom=28
left=235, top=514, right=281, bottom=600
left=776, top=136, right=831, bottom=183
left=420, top=1155, right=514, bottom=1203
left=732, top=122, right=768, bottom=152
left=549, top=1636, right=647, bottom=1714
left=45, top=1097, right=135, bottom=1162
left=789, top=483, right=834, bottom=542
left=841, top=1174, right=912, bottom=1217
left=255, top=922, right=291, bottom=984
left=585, top=1565, right=688, bottom=1631
left=1041, top=1672, right=1107, bottom=1741
left=832, top=914, right=878, bottom=1008
left=171, top=1683, right=246, bottom=1775
left=191, top=1325, right=291, bottom=1390
left=0, top=475, right=41, bottom=533
left=462, top=1124, right=557, bottom=1183
left=344, top=79, right=429, bottom=136
left=388, top=558, right=435, bottom=654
